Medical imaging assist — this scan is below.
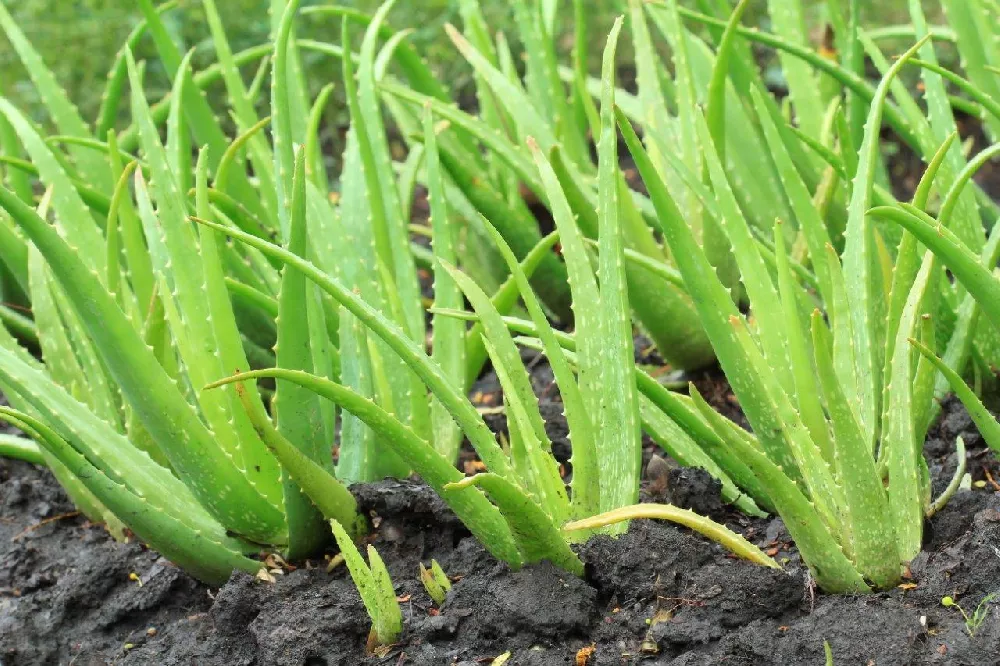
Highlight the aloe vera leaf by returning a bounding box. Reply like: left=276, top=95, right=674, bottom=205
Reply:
left=269, top=0, right=313, bottom=165
left=908, top=59, right=1000, bottom=127
left=448, top=473, right=582, bottom=575
left=484, top=218, right=599, bottom=518
left=619, top=110, right=805, bottom=481
left=423, top=109, right=465, bottom=462
left=927, top=435, right=966, bottom=518
left=512, top=0, right=588, bottom=167
left=194, top=215, right=512, bottom=480
left=304, top=83, right=334, bottom=192
left=526, top=143, right=604, bottom=445
left=0, top=108, right=33, bottom=206
left=460, top=311, right=772, bottom=514
left=105, top=160, right=138, bottom=303
left=0, top=214, right=29, bottom=301
left=910, top=339, right=1000, bottom=459
left=381, top=82, right=539, bottom=193
left=639, top=398, right=765, bottom=518
left=202, top=0, right=278, bottom=218
left=594, top=18, right=642, bottom=522
left=134, top=5, right=238, bottom=180
left=211, top=369, right=521, bottom=566
left=908, top=1, right=984, bottom=253
left=773, top=225, right=832, bottom=465
left=565, top=503, right=776, bottom=567
left=127, top=54, right=281, bottom=494
left=841, top=38, right=928, bottom=444
left=28, top=247, right=113, bottom=425
left=2, top=407, right=259, bottom=585
left=272, top=0, right=305, bottom=240
left=628, top=0, right=672, bottom=176
left=328, top=518, right=389, bottom=643
left=115, top=42, right=272, bottom=154
left=0, top=433, right=44, bottom=466
left=942, top=0, right=1000, bottom=139
left=0, top=327, right=244, bottom=544
left=0, top=100, right=106, bottom=275
left=548, top=142, right=716, bottom=371
left=870, top=206, right=1000, bottom=331
left=1, top=187, right=284, bottom=547
left=302, top=5, right=449, bottom=102
left=670, top=6, right=920, bottom=150
left=331, top=130, right=395, bottom=482
left=464, top=231, right=561, bottom=387
left=925, top=223, right=1000, bottom=432
left=765, top=0, right=824, bottom=139
left=107, top=132, right=155, bottom=319
left=705, top=0, right=750, bottom=162
left=884, top=255, right=944, bottom=560
left=37, top=255, right=123, bottom=433
left=165, top=52, right=194, bottom=196
left=265, top=149, right=332, bottom=556
left=211, top=374, right=360, bottom=537
left=0, top=4, right=111, bottom=191
left=884, top=132, right=957, bottom=378
left=195, top=155, right=280, bottom=478
left=443, top=261, right=567, bottom=517
left=644, top=0, right=702, bottom=217
left=367, top=544, right=402, bottom=645
left=95, top=1, right=178, bottom=139
left=696, top=115, right=793, bottom=389
left=809, top=311, right=901, bottom=587
left=356, top=6, right=425, bottom=344
left=445, top=23, right=557, bottom=152
left=750, top=88, right=834, bottom=304
left=688, top=388, right=871, bottom=593
left=429, top=134, right=572, bottom=323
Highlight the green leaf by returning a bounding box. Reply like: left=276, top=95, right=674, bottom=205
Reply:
left=447, top=473, right=583, bottom=575
left=595, top=17, right=641, bottom=522
left=274, top=148, right=331, bottom=557
left=329, top=518, right=401, bottom=646
left=0, top=406, right=258, bottom=585
left=208, top=369, right=521, bottom=567
left=424, top=108, right=465, bottom=462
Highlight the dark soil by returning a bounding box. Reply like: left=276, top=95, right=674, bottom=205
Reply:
left=2, top=357, right=1000, bottom=666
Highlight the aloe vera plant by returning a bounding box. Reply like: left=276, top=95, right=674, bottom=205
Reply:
left=203, top=18, right=777, bottom=578
left=614, top=18, right=999, bottom=591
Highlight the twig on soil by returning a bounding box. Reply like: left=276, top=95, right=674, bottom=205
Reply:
left=983, top=467, right=1000, bottom=491
left=11, top=511, right=79, bottom=541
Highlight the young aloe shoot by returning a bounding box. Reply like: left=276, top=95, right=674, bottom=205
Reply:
left=419, top=559, right=452, bottom=606
left=330, top=519, right=402, bottom=649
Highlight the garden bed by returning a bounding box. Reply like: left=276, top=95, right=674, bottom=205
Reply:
left=2, top=358, right=999, bottom=665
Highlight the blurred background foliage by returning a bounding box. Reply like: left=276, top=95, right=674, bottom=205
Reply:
left=0, top=1, right=944, bottom=136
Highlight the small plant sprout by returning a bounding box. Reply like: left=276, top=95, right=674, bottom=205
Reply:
left=419, top=559, right=452, bottom=605
left=329, top=519, right=402, bottom=650
left=941, top=592, right=998, bottom=636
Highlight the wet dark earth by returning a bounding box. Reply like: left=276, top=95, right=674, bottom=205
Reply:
left=2, top=363, right=999, bottom=666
